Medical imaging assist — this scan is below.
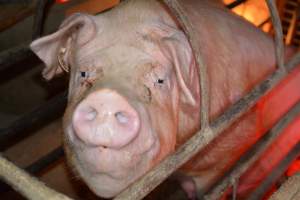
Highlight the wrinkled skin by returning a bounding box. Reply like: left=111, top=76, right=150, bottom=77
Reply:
left=30, top=0, right=276, bottom=198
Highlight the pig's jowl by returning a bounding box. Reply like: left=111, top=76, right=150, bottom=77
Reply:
left=30, top=0, right=277, bottom=198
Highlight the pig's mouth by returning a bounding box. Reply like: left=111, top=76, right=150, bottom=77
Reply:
left=64, top=99, right=160, bottom=198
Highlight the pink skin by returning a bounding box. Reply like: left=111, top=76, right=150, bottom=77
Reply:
left=72, top=89, right=140, bottom=149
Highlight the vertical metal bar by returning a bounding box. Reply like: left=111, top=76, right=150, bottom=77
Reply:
left=163, top=0, right=210, bottom=129
left=0, top=92, right=67, bottom=150
left=0, top=146, right=64, bottom=193
left=266, top=0, right=286, bottom=73
left=32, top=0, right=54, bottom=40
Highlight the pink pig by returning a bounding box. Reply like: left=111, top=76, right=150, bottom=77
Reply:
left=29, top=0, right=284, bottom=198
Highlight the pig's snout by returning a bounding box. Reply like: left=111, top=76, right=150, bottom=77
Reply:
left=72, top=89, right=140, bottom=149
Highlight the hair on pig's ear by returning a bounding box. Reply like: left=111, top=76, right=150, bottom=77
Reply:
left=30, top=13, right=97, bottom=80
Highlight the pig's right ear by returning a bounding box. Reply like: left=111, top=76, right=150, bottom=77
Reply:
left=148, top=24, right=199, bottom=107
left=30, top=13, right=97, bottom=80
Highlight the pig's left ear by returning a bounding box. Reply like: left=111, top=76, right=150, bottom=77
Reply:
left=157, top=26, right=199, bottom=106
left=30, top=13, right=97, bottom=80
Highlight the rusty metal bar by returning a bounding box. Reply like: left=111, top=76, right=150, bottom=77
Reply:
left=0, top=155, right=72, bottom=200
left=269, top=173, right=300, bottom=200
left=0, top=146, right=64, bottom=194
left=247, top=143, right=300, bottom=200
left=114, top=0, right=298, bottom=199
left=205, top=100, right=300, bottom=200
left=266, top=0, right=286, bottom=73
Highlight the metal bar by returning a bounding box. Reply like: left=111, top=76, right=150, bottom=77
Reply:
left=266, top=0, right=286, bottom=73
left=0, top=154, right=72, bottom=200
left=269, top=173, right=300, bottom=200
left=247, top=143, right=300, bottom=200
left=0, top=44, right=36, bottom=73
left=205, top=100, right=300, bottom=200
left=163, top=0, right=210, bottom=128
left=32, top=0, right=53, bottom=40
left=286, top=50, right=300, bottom=71
left=0, top=0, right=31, bottom=4
left=0, top=1, right=36, bottom=32
left=0, top=146, right=64, bottom=193
left=0, top=92, right=67, bottom=150
left=0, top=0, right=296, bottom=199
left=26, top=146, right=64, bottom=174
left=258, top=17, right=271, bottom=28
left=226, top=0, right=247, bottom=9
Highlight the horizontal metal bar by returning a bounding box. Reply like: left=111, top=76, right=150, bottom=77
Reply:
left=205, top=100, right=300, bottom=199
left=26, top=146, right=64, bottom=174
left=0, top=92, right=67, bottom=150
left=0, top=146, right=64, bottom=194
left=269, top=172, right=300, bottom=200
left=0, top=0, right=32, bottom=4
left=258, top=17, right=271, bottom=28
left=247, top=143, right=300, bottom=200
left=0, top=1, right=36, bottom=32
left=226, top=0, right=247, bottom=9
left=0, top=44, right=37, bottom=73
left=0, top=154, right=72, bottom=200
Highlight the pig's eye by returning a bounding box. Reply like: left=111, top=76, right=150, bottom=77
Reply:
left=154, top=77, right=166, bottom=89
left=80, top=71, right=87, bottom=78
left=157, top=79, right=164, bottom=84
left=79, top=71, right=95, bottom=87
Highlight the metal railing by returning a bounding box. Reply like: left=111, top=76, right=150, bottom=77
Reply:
left=0, top=0, right=300, bottom=200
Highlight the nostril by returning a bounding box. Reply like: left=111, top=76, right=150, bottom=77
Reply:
left=72, top=89, right=141, bottom=148
left=115, top=111, right=129, bottom=124
left=77, top=106, right=98, bottom=122
left=84, top=107, right=97, bottom=121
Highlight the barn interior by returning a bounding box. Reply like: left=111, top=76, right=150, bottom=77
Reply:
left=0, top=0, right=299, bottom=199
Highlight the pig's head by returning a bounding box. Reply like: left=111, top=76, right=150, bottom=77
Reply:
left=30, top=10, right=200, bottom=198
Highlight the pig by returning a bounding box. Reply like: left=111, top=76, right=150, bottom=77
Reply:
left=30, top=0, right=278, bottom=198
